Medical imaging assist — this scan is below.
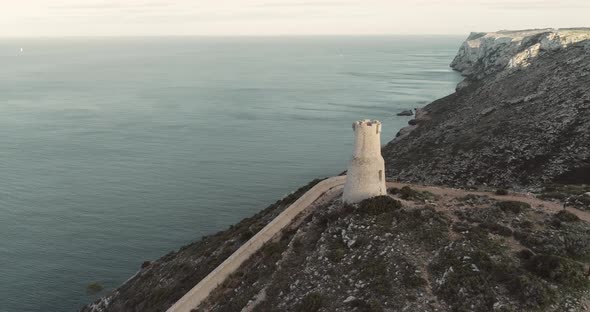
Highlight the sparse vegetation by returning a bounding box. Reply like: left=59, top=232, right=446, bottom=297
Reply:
left=524, top=254, right=588, bottom=288
left=357, top=196, right=402, bottom=215
left=457, top=194, right=493, bottom=205
left=296, top=292, right=325, bottom=312
left=478, top=222, right=513, bottom=236
left=539, top=184, right=590, bottom=211
left=495, top=189, right=509, bottom=195
left=83, top=180, right=590, bottom=312
left=360, top=257, right=391, bottom=295
left=496, top=200, right=531, bottom=213
left=388, top=186, right=436, bottom=202
left=327, top=238, right=347, bottom=263
left=555, top=210, right=580, bottom=222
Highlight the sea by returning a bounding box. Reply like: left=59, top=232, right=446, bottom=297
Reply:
left=0, top=36, right=463, bottom=312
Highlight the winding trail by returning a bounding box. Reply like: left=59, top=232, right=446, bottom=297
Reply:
left=167, top=176, right=347, bottom=312
left=168, top=177, right=590, bottom=312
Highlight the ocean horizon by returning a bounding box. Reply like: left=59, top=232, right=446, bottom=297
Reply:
left=0, top=36, right=463, bottom=312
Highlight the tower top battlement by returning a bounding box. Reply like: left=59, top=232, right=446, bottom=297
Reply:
left=352, top=119, right=381, bottom=130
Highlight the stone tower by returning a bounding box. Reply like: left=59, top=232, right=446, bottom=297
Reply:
left=342, top=120, right=387, bottom=203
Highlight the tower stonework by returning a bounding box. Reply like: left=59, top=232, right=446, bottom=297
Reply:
left=343, top=120, right=387, bottom=204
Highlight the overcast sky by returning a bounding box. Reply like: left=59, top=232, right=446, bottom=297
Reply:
left=1, top=0, right=588, bottom=37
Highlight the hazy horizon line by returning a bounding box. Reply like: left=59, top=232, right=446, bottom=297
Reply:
left=6, top=27, right=587, bottom=39
left=0, top=33, right=474, bottom=39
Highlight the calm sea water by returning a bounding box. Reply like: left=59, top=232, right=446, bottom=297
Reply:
left=0, top=36, right=462, bottom=312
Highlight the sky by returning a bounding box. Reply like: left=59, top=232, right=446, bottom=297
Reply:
left=1, top=0, right=589, bottom=37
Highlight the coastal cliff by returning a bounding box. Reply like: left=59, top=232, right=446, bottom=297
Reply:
left=81, top=31, right=590, bottom=312
left=450, top=28, right=590, bottom=88
left=384, top=30, right=590, bottom=190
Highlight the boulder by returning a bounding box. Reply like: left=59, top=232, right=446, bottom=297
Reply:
left=397, top=109, right=414, bottom=116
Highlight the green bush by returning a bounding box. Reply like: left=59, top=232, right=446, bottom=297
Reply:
left=387, top=187, right=400, bottom=195
left=358, top=196, right=402, bottom=215
left=507, top=275, right=556, bottom=307
left=525, top=254, right=588, bottom=288
left=478, top=222, right=513, bottom=237
left=495, top=189, right=509, bottom=195
left=327, top=239, right=347, bottom=263
left=497, top=201, right=531, bottom=213
left=555, top=210, right=580, bottom=222
left=296, top=292, right=325, bottom=312
left=516, top=249, right=534, bottom=260
left=348, top=298, right=383, bottom=312
left=361, top=258, right=391, bottom=295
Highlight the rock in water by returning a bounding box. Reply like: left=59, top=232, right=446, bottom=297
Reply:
left=397, top=109, right=414, bottom=116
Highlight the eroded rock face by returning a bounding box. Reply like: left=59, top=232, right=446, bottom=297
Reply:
left=384, top=37, right=590, bottom=189
left=451, top=29, right=590, bottom=85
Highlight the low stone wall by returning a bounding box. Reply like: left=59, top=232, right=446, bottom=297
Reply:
left=167, top=176, right=347, bottom=312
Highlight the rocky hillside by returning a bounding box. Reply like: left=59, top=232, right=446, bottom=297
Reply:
left=384, top=30, right=590, bottom=189
left=193, top=189, right=590, bottom=312
left=83, top=185, right=590, bottom=312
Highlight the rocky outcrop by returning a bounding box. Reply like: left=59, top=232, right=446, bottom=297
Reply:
left=451, top=28, right=590, bottom=88
left=384, top=34, right=590, bottom=189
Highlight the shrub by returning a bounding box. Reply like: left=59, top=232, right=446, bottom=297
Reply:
left=478, top=222, right=513, bottom=237
left=348, top=299, right=383, bottom=312
left=262, top=241, right=286, bottom=261
left=516, top=249, right=534, bottom=260
left=358, top=196, right=402, bottom=215
left=507, top=275, right=555, bottom=307
left=387, top=187, right=400, bottom=195
left=497, top=201, right=531, bottom=213
left=141, top=261, right=151, bottom=269
left=495, top=189, right=509, bottom=195
left=457, top=194, right=493, bottom=205
left=452, top=221, right=471, bottom=233
left=296, top=292, right=325, bottom=312
left=391, top=186, right=436, bottom=202
left=525, top=254, right=588, bottom=288
left=327, top=239, right=347, bottom=263
left=361, top=258, right=391, bottom=295
left=554, top=210, right=580, bottom=222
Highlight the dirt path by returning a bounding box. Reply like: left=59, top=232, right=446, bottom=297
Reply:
left=167, top=176, right=347, bottom=312
left=387, top=182, right=590, bottom=223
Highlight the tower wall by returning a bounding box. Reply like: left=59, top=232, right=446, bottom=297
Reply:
left=342, top=120, right=387, bottom=203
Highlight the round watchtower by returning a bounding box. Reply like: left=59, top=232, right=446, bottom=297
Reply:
left=342, top=120, right=387, bottom=203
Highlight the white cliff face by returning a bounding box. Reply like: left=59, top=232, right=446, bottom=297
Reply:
left=342, top=120, right=387, bottom=204
left=451, top=28, right=590, bottom=82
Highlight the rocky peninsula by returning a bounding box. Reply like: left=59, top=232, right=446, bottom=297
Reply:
left=81, top=30, right=590, bottom=312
